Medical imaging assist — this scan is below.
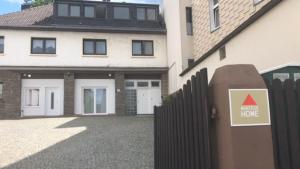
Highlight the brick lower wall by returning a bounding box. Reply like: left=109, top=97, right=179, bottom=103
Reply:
left=161, top=72, right=169, bottom=99
left=64, top=72, right=75, bottom=116
left=0, top=71, right=21, bottom=119
left=115, top=72, right=126, bottom=115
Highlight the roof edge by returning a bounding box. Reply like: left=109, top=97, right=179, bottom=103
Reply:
left=0, top=26, right=167, bottom=35
left=0, top=66, right=169, bottom=72
left=180, top=0, right=282, bottom=76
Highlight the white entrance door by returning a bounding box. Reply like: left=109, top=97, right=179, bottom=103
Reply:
left=137, top=88, right=150, bottom=114
left=149, top=88, right=162, bottom=114
left=83, top=88, right=107, bottom=115
left=45, top=87, right=61, bottom=116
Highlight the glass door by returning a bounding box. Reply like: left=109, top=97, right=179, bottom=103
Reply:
left=83, top=88, right=107, bottom=114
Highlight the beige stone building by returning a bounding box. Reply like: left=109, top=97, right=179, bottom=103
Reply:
left=164, top=0, right=300, bottom=93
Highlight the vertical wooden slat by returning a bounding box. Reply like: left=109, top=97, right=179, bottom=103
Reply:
left=172, top=96, right=180, bottom=169
left=154, top=68, right=212, bottom=169
left=154, top=106, right=158, bottom=169
left=272, top=79, right=292, bottom=169
left=157, top=106, right=161, bottom=169
left=178, top=90, right=186, bottom=169
left=264, top=79, right=280, bottom=169
left=166, top=103, right=171, bottom=169
left=296, top=80, right=300, bottom=143
left=196, top=71, right=205, bottom=169
left=191, top=75, right=201, bottom=169
left=199, top=68, right=212, bottom=169
left=186, top=80, right=196, bottom=169
left=284, top=80, right=300, bottom=169
left=183, top=85, right=191, bottom=168
left=162, top=105, right=167, bottom=169
left=169, top=100, right=175, bottom=169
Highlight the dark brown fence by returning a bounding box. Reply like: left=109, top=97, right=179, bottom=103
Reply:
left=266, top=79, right=300, bottom=169
left=154, top=68, right=213, bottom=169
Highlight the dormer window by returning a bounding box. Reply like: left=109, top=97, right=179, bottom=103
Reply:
left=57, top=3, right=81, bottom=17
left=58, top=4, right=68, bottom=17
left=137, top=7, right=156, bottom=21
left=95, top=5, right=106, bottom=19
left=114, top=7, right=130, bottom=20
left=70, top=5, right=80, bottom=17
left=84, top=6, right=95, bottom=18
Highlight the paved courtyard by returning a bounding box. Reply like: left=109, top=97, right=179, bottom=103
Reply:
left=0, top=116, right=154, bottom=169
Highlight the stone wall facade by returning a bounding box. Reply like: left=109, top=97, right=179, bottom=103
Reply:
left=0, top=71, right=21, bottom=119
left=161, top=72, right=169, bottom=99
left=64, top=72, right=75, bottom=116
left=192, top=0, right=270, bottom=58
left=115, top=72, right=126, bottom=115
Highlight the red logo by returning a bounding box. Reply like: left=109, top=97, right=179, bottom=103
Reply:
left=242, top=95, right=257, bottom=106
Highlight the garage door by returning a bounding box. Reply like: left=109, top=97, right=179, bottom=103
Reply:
left=125, top=80, right=162, bottom=115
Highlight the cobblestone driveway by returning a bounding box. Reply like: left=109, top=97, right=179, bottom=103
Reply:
left=0, top=116, right=154, bottom=169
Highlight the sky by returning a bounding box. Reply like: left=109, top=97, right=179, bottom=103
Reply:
left=0, top=0, right=161, bottom=15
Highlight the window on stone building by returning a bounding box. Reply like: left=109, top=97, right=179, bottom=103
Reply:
left=210, top=0, right=220, bottom=31
left=186, top=7, right=193, bottom=35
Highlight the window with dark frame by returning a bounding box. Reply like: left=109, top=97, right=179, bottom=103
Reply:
left=70, top=5, right=81, bottom=17
left=31, top=38, right=56, bottom=54
left=84, top=6, right=95, bottom=18
left=57, top=3, right=81, bottom=17
left=186, top=7, right=193, bottom=35
left=132, top=40, right=154, bottom=56
left=83, top=39, right=107, bottom=55
left=113, top=6, right=130, bottom=20
left=136, top=7, right=157, bottom=21
left=0, top=36, right=4, bottom=53
left=96, top=5, right=107, bottom=18
left=58, top=4, right=69, bottom=16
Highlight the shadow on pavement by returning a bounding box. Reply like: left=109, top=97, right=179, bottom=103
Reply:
left=3, top=116, right=154, bottom=169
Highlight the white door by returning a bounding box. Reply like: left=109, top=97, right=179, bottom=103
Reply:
left=83, top=88, right=107, bottom=115
left=45, top=87, right=61, bottom=116
left=149, top=88, right=162, bottom=114
left=137, top=88, right=151, bottom=114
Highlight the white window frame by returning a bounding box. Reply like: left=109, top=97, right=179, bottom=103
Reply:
left=82, top=87, right=108, bottom=115
left=209, top=0, right=220, bottom=31
left=24, top=88, right=41, bottom=107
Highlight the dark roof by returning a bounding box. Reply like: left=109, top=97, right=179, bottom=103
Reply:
left=0, top=3, right=166, bottom=34
left=0, top=4, right=53, bottom=27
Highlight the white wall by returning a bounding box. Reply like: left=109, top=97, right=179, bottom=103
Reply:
left=74, top=79, right=115, bottom=115
left=21, top=79, right=64, bottom=116
left=181, top=0, right=300, bottom=86
left=0, top=30, right=167, bottom=68
left=164, top=0, right=193, bottom=93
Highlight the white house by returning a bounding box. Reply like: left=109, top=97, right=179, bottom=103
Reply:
left=0, top=0, right=168, bottom=118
